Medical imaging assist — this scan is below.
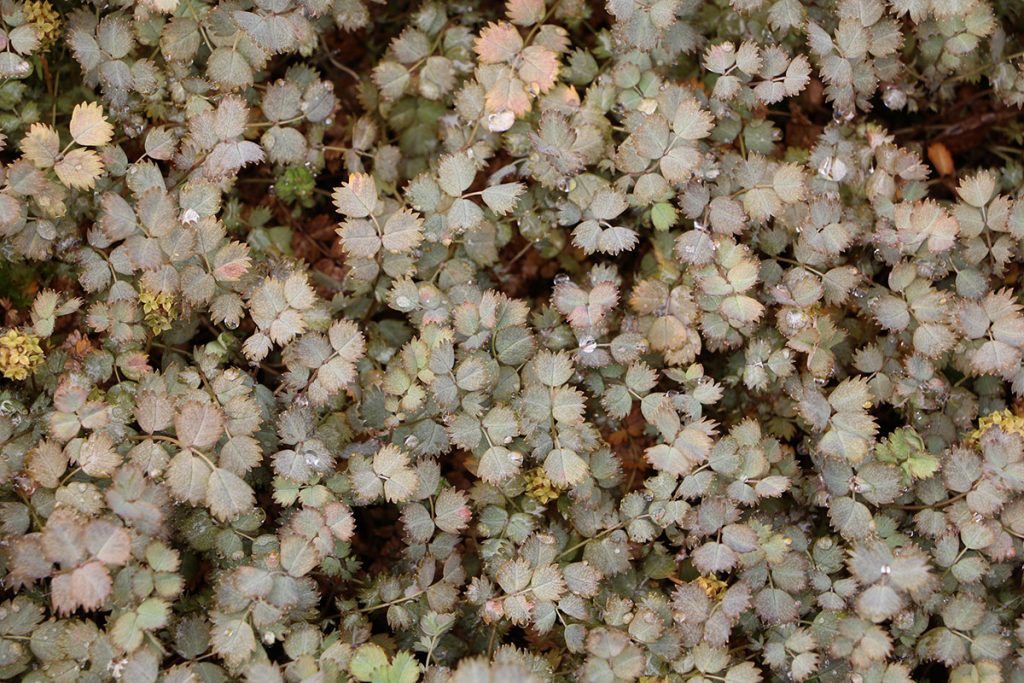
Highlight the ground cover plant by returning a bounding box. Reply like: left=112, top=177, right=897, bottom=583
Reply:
left=2, top=0, right=1024, bottom=680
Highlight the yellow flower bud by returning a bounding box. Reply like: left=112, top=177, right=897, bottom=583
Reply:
left=523, top=466, right=561, bottom=505
left=23, top=1, right=61, bottom=51
left=138, top=288, right=178, bottom=335
left=0, top=329, right=45, bottom=381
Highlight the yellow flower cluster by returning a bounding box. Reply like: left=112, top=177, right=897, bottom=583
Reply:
left=696, top=574, right=728, bottom=601
left=139, top=288, right=177, bottom=335
left=968, top=409, right=1024, bottom=443
left=0, top=329, right=44, bottom=381
left=23, top=0, right=61, bottom=51
left=523, top=467, right=561, bottom=505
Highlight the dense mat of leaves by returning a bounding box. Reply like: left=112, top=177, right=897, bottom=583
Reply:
left=2, top=0, right=1024, bottom=680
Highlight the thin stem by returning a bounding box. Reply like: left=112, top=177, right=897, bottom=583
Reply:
left=947, top=51, right=1024, bottom=84
left=357, top=588, right=426, bottom=613
left=893, top=490, right=967, bottom=511
left=59, top=466, right=83, bottom=487
left=556, top=515, right=650, bottom=561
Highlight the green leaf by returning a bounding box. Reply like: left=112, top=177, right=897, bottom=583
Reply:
left=672, top=99, right=715, bottom=140
left=754, top=587, right=798, bottom=624
left=175, top=401, right=225, bottom=450
left=135, top=597, right=170, bottom=630
left=211, top=614, right=257, bottom=669
left=382, top=209, right=424, bottom=253
left=828, top=495, right=872, bottom=539
left=438, top=153, right=477, bottom=196
left=434, top=487, right=471, bottom=533
left=478, top=445, right=522, bottom=484
left=651, top=202, right=677, bottom=230
left=206, top=467, right=256, bottom=521
left=481, top=182, right=526, bottom=214
left=589, top=189, right=628, bottom=221
left=280, top=535, right=321, bottom=577
left=338, top=219, right=382, bottom=258
left=857, top=584, right=902, bottom=623
left=692, top=541, right=738, bottom=573
left=550, top=387, right=585, bottom=424
left=388, top=651, right=422, bottom=683
left=207, top=47, right=254, bottom=88
left=373, top=445, right=419, bottom=503
left=333, top=173, right=379, bottom=218
left=725, top=662, right=763, bottom=683
left=533, top=350, right=573, bottom=387
left=447, top=197, right=484, bottom=230
left=350, top=643, right=390, bottom=681
left=164, top=448, right=211, bottom=503
left=544, top=447, right=588, bottom=487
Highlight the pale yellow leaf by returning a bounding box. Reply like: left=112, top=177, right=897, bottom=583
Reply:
left=484, top=68, right=531, bottom=116
left=474, top=21, right=523, bottom=63
left=506, top=0, right=545, bottom=25
left=518, top=45, right=559, bottom=93
left=70, top=102, right=114, bottom=147
left=21, top=123, right=60, bottom=169
left=54, top=148, right=105, bottom=190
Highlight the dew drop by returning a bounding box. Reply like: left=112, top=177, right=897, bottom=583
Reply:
left=487, top=110, right=515, bottom=132
left=181, top=208, right=200, bottom=224
left=817, top=156, right=848, bottom=182
left=832, top=106, right=855, bottom=124
left=785, top=310, right=808, bottom=330
left=882, top=86, right=907, bottom=110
